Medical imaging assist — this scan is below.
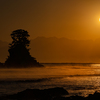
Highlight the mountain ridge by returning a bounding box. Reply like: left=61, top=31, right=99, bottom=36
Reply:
left=0, top=37, right=100, bottom=63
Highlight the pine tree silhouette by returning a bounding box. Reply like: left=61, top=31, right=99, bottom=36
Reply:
left=5, top=29, right=43, bottom=67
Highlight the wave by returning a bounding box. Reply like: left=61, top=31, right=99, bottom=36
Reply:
left=0, top=78, right=50, bottom=83
left=1, top=73, right=100, bottom=83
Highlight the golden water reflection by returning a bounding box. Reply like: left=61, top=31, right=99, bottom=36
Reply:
left=0, top=64, right=100, bottom=80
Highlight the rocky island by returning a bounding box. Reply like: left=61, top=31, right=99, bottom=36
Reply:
left=0, top=29, right=43, bottom=68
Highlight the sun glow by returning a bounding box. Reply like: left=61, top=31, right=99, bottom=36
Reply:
left=99, top=18, right=100, bottom=22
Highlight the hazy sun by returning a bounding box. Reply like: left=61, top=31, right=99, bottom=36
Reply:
left=99, top=18, right=100, bottom=22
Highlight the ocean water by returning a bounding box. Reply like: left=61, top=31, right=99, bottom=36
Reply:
left=0, top=63, right=100, bottom=97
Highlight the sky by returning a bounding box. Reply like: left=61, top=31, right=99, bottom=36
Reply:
left=0, top=0, right=100, bottom=42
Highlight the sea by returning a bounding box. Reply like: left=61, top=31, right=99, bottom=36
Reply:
left=0, top=63, right=100, bottom=97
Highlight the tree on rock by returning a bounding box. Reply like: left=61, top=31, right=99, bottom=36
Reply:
left=5, top=29, right=43, bottom=67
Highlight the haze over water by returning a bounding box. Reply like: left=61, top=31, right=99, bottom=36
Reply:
left=0, top=63, right=100, bottom=97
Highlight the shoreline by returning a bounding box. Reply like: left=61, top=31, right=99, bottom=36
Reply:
left=0, top=87, right=100, bottom=100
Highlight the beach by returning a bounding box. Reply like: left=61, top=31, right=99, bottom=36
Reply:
left=0, top=63, right=100, bottom=99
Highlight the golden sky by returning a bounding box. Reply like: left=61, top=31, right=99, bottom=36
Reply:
left=0, top=0, right=100, bottom=41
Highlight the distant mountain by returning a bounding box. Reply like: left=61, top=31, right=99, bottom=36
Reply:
left=0, top=40, right=9, bottom=63
left=1, top=37, right=100, bottom=63
left=30, top=37, right=95, bottom=63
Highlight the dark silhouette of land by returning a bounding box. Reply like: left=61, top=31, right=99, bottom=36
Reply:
left=0, top=29, right=43, bottom=67
left=0, top=87, right=100, bottom=100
